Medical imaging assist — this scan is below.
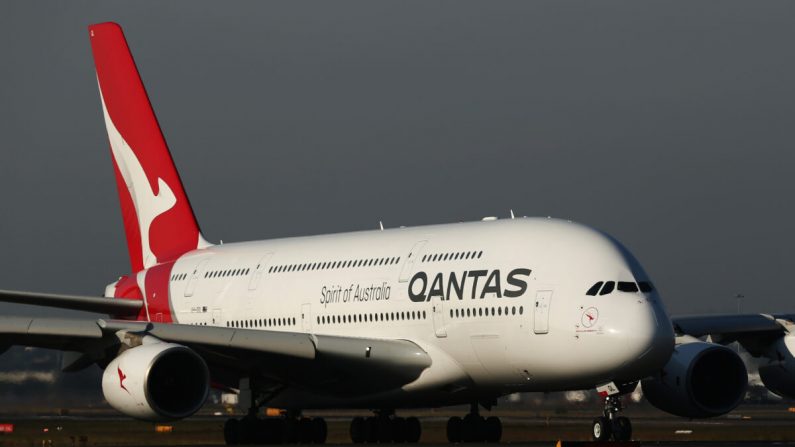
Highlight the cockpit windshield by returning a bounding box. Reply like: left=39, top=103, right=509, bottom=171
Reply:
left=585, top=280, right=654, bottom=296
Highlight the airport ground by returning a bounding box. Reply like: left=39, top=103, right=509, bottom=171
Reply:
left=1, top=404, right=795, bottom=447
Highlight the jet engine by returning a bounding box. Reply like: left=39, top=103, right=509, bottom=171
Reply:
left=758, top=334, right=795, bottom=399
left=102, top=340, right=210, bottom=421
left=641, top=340, right=747, bottom=418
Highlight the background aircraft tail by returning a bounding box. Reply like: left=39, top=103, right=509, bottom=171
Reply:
left=88, top=22, right=210, bottom=273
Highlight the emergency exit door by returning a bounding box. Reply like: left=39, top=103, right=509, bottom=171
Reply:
left=534, top=290, right=553, bottom=334
left=432, top=300, right=447, bottom=338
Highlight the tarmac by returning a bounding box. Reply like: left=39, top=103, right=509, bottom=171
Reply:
left=2, top=405, right=795, bottom=446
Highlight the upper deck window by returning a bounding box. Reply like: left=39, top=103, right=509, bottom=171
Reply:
left=585, top=282, right=603, bottom=296
left=599, top=281, right=615, bottom=295
left=617, top=282, right=639, bottom=293
left=638, top=281, right=654, bottom=293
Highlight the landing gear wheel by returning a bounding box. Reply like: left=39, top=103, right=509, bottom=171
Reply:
left=224, top=419, right=240, bottom=445
left=350, top=417, right=366, bottom=443
left=484, top=416, right=502, bottom=442
left=376, top=416, right=393, bottom=443
left=446, top=416, right=463, bottom=443
left=311, top=417, right=328, bottom=444
left=391, top=417, right=407, bottom=443
left=612, top=416, right=632, bottom=441
left=405, top=416, right=422, bottom=443
left=592, top=417, right=611, bottom=442
left=462, top=414, right=485, bottom=442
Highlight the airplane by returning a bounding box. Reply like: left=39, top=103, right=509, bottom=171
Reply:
left=2, top=21, right=795, bottom=445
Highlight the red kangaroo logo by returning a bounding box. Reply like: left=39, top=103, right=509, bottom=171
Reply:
left=118, top=367, right=130, bottom=393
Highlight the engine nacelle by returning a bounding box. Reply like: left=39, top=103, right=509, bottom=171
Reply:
left=641, top=340, right=747, bottom=418
left=102, top=340, right=210, bottom=421
left=759, top=334, right=795, bottom=399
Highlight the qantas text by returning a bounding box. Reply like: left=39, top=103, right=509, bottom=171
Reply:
left=408, top=268, right=531, bottom=302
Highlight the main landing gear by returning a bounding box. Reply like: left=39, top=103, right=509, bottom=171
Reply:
left=446, top=403, right=502, bottom=443
left=349, top=411, right=422, bottom=443
left=591, top=395, right=632, bottom=442
left=224, top=415, right=328, bottom=445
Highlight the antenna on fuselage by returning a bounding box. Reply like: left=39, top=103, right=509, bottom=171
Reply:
left=379, top=221, right=384, bottom=231
left=510, top=209, right=515, bottom=219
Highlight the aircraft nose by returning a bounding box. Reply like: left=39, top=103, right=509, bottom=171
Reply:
left=619, top=297, right=675, bottom=378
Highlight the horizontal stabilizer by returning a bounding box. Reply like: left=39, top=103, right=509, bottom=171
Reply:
left=0, top=290, right=142, bottom=315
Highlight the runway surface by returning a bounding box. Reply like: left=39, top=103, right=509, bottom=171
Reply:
left=3, top=405, right=795, bottom=446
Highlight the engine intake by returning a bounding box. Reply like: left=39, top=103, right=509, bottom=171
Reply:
left=102, top=340, right=209, bottom=421
left=641, top=341, right=747, bottom=418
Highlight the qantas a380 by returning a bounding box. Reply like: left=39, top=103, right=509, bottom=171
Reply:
left=3, top=22, right=795, bottom=444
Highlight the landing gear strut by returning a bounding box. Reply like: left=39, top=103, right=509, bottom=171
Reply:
left=592, top=395, right=632, bottom=442
left=223, top=379, right=327, bottom=445
left=349, top=411, right=422, bottom=443
left=446, top=403, right=502, bottom=443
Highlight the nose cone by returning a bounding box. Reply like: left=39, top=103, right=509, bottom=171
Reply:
left=616, top=297, right=675, bottom=379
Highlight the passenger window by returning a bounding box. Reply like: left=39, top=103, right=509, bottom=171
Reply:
left=638, top=281, right=654, bottom=293
left=599, top=281, right=615, bottom=295
left=586, top=282, right=604, bottom=296
left=617, top=282, right=639, bottom=293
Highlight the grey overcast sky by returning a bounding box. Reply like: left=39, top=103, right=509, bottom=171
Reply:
left=1, top=1, right=794, bottom=316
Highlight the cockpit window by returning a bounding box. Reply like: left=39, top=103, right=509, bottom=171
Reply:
left=586, top=282, right=603, bottom=296
left=599, top=281, right=615, bottom=295
left=638, top=281, right=654, bottom=293
left=617, top=281, right=639, bottom=292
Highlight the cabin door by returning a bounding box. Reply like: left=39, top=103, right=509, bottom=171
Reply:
left=185, top=259, right=209, bottom=297
left=432, top=300, right=447, bottom=337
left=248, top=253, right=274, bottom=291
left=301, top=303, right=313, bottom=334
left=399, top=241, right=427, bottom=282
left=534, top=290, right=553, bottom=334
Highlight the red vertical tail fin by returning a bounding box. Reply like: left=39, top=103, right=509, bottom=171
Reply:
left=88, top=22, right=210, bottom=272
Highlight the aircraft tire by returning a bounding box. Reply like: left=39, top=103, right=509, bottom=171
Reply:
left=350, top=417, right=367, bottom=443
left=446, top=416, right=463, bottom=442
left=592, top=417, right=611, bottom=441
left=484, top=416, right=502, bottom=442
left=612, top=416, right=632, bottom=441
left=377, top=416, right=393, bottom=443
left=223, top=418, right=240, bottom=445
left=405, top=416, right=422, bottom=443
left=297, top=417, right=313, bottom=443
left=462, top=414, right=485, bottom=442
left=311, top=417, right=328, bottom=444
left=365, top=417, right=379, bottom=443
left=391, top=417, right=407, bottom=443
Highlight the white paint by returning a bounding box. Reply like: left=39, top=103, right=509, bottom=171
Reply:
left=98, top=85, right=176, bottom=269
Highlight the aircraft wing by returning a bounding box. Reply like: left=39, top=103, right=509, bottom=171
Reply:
left=0, top=289, right=142, bottom=315
left=0, top=316, right=431, bottom=395
left=672, top=313, right=794, bottom=356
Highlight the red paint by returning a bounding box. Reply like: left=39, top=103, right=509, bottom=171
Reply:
left=112, top=274, right=147, bottom=321
left=89, top=22, right=202, bottom=273
left=143, top=261, right=176, bottom=323
left=118, top=367, right=129, bottom=393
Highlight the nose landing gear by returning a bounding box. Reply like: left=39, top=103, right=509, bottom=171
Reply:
left=592, top=395, right=632, bottom=442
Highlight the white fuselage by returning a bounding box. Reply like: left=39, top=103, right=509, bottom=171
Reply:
left=148, top=218, right=673, bottom=409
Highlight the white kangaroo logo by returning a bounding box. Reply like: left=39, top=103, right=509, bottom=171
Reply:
left=99, top=86, right=176, bottom=269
